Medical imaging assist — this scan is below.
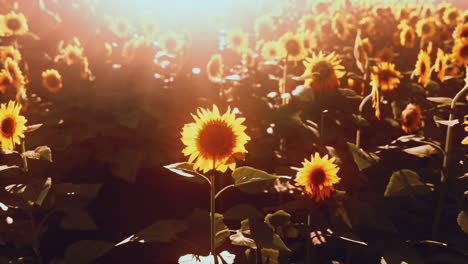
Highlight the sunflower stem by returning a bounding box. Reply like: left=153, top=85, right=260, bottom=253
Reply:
left=432, top=82, right=468, bottom=240
left=21, top=139, right=28, bottom=172
left=356, top=93, right=372, bottom=148
left=282, top=54, right=289, bottom=105
left=210, top=172, right=218, bottom=264
left=306, top=212, right=312, bottom=264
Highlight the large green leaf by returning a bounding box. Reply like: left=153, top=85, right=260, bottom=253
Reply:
left=64, top=240, right=114, bottom=264
left=248, top=218, right=290, bottom=251
left=133, top=219, right=188, bottom=243
left=22, top=146, right=53, bottom=162
left=54, top=183, right=102, bottom=209
left=347, top=142, right=380, bottom=171
left=5, top=177, right=52, bottom=206
left=231, top=167, right=279, bottom=193
left=60, top=208, right=97, bottom=231
left=384, top=169, right=433, bottom=197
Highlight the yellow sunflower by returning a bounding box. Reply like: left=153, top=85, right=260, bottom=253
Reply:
left=295, top=153, right=340, bottom=202
left=302, top=32, right=317, bottom=54
left=452, top=38, right=468, bottom=66
left=0, top=101, right=27, bottom=151
left=462, top=116, right=467, bottom=145
left=0, top=69, right=12, bottom=93
left=462, top=10, right=468, bottom=23
left=227, top=28, right=249, bottom=54
left=332, top=15, right=350, bottom=41
left=371, top=83, right=381, bottom=120
left=0, top=46, right=21, bottom=63
left=109, top=17, right=132, bottom=39
left=4, top=57, right=25, bottom=90
left=159, top=32, right=184, bottom=55
left=370, top=62, right=401, bottom=92
left=62, top=44, right=84, bottom=65
left=414, top=49, right=431, bottom=87
left=401, top=103, right=422, bottom=134
left=443, top=7, right=459, bottom=25
left=434, top=48, right=449, bottom=82
left=416, top=18, right=437, bottom=40
left=0, top=11, right=29, bottom=36
left=301, top=51, right=346, bottom=92
left=260, top=41, right=280, bottom=61
left=399, top=24, right=416, bottom=48
left=279, top=32, right=305, bottom=61
left=299, top=15, right=316, bottom=33
left=206, top=54, right=223, bottom=82
left=41, top=69, right=63, bottom=93
left=254, top=16, right=275, bottom=40
left=453, top=23, right=468, bottom=39
left=181, top=105, right=251, bottom=173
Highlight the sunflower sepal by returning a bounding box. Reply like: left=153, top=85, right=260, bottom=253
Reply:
left=21, top=146, right=52, bottom=162
left=164, top=162, right=210, bottom=184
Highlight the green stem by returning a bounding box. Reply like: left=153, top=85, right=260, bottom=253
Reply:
left=210, top=173, right=218, bottom=264
left=282, top=54, right=289, bottom=105
left=306, top=212, right=312, bottom=264
left=356, top=93, right=372, bottom=148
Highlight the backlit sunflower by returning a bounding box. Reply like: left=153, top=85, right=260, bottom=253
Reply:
left=62, top=44, right=84, bottom=65
left=443, top=7, right=459, bottom=25
left=416, top=18, right=437, bottom=40
left=0, top=11, right=29, bottom=36
left=299, top=15, right=316, bottom=33
left=227, top=28, right=249, bottom=54
left=295, top=153, right=340, bottom=202
left=332, top=15, right=350, bottom=41
left=462, top=10, right=468, bottom=23
left=109, top=17, right=132, bottom=39
left=181, top=105, right=251, bottom=173
left=41, top=69, right=63, bottom=93
left=159, top=32, right=184, bottom=55
left=452, top=38, right=468, bottom=65
left=0, top=46, right=21, bottom=62
left=4, top=57, right=25, bottom=90
left=399, top=24, right=416, bottom=48
left=434, top=48, right=449, bottom=82
left=254, top=16, right=275, bottom=40
left=0, top=101, right=27, bottom=151
left=358, top=17, right=375, bottom=37
left=301, top=51, right=346, bottom=92
left=260, top=41, right=280, bottom=61
left=370, top=62, right=401, bottom=92
left=414, top=49, right=431, bottom=87
left=453, top=23, right=468, bottom=39
left=302, top=32, right=317, bottom=54
left=279, top=32, right=305, bottom=61
left=401, top=103, right=422, bottom=134
left=0, top=69, right=12, bottom=93
left=206, top=54, right=223, bottom=82
left=376, top=46, right=395, bottom=63
left=140, top=20, right=158, bottom=41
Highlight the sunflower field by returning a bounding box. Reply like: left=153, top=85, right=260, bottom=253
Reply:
left=0, top=0, right=467, bottom=263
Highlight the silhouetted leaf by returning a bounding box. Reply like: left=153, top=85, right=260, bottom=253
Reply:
left=64, top=240, right=114, bottom=264
left=384, top=169, right=432, bottom=197
left=22, top=146, right=52, bottom=162
left=232, top=167, right=278, bottom=193
left=60, top=209, right=97, bottom=230
left=347, top=142, right=380, bottom=171
left=224, top=204, right=263, bottom=220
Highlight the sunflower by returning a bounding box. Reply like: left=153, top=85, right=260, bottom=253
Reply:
left=370, top=62, right=401, bottom=92
left=371, top=83, right=381, bottom=120
left=399, top=24, right=416, bottom=48
left=140, top=20, right=158, bottom=41
left=109, top=17, right=132, bottom=39
left=159, top=32, right=184, bottom=55
left=41, top=69, right=63, bottom=93
left=0, top=69, right=12, bottom=93
left=0, top=46, right=21, bottom=63
left=376, top=47, right=395, bottom=63
left=434, top=48, right=449, bottom=82
left=260, top=41, right=280, bottom=61
left=414, top=49, right=431, bottom=87
left=0, top=11, right=29, bottom=36
left=242, top=50, right=255, bottom=68
left=0, top=101, right=27, bottom=151
left=462, top=10, right=468, bottom=23
left=416, top=18, right=437, bottom=40
left=453, top=23, right=468, bottom=39
left=254, top=16, right=275, bottom=40
left=408, top=12, right=420, bottom=27
left=452, top=38, right=468, bottom=65
left=299, top=15, right=316, bottom=33
left=462, top=116, right=468, bottom=145
left=62, top=44, right=84, bottom=65
left=295, top=153, right=340, bottom=202
left=4, top=57, right=25, bottom=90
left=443, top=7, right=459, bottom=25
left=206, top=54, right=223, bottom=82
left=302, top=32, right=317, bottom=54
left=332, top=15, right=350, bottom=41
left=358, top=17, right=375, bottom=36
left=301, top=51, right=346, bottom=92
left=181, top=105, right=250, bottom=173
left=279, top=32, right=305, bottom=61
left=401, top=103, right=422, bottom=134
left=227, top=28, right=249, bottom=54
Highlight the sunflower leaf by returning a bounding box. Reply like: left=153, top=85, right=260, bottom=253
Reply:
left=22, top=146, right=52, bottom=162
left=427, top=97, right=452, bottom=104
left=60, top=208, right=97, bottom=231
left=231, top=166, right=279, bottom=194
left=122, top=219, right=189, bottom=244
left=24, top=124, right=43, bottom=133
left=347, top=142, right=380, bottom=171
left=64, top=240, right=114, bottom=264
left=223, top=204, right=263, bottom=220
left=248, top=218, right=291, bottom=251
left=384, top=169, right=433, bottom=197
left=163, top=162, right=208, bottom=184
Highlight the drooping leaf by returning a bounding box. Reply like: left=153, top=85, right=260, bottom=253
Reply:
left=384, top=169, right=433, bottom=197
left=231, top=167, right=279, bottom=193
left=402, top=145, right=438, bottom=158
left=427, top=97, right=452, bottom=104
left=60, top=209, right=97, bottom=230
left=163, top=162, right=207, bottom=184
left=24, top=124, right=43, bottom=133
left=22, top=146, right=52, bottom=162
left=64, top=240, right=114, bottom=264
left=223, top=204, right=263, bottom=220
left=347, top=142, right=380, bottom=171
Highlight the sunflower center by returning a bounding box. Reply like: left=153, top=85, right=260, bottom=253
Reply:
left=312, top=61, right=334, bottom=81
left=269, top=48, right=276, bottom=57
left=285, top=39, right=300, bottom=56
left=198, top=120, right=236, bottom=158
left=461, top=28, right=468, bottom=38
left=6, top=18, right=21, bottom=31
left=422, top=23, right=431, bottom=34
left=232, top=36, right=242, bottom=46
left=378, top=69, right=393, bottom=82
left=165, top=38, right=177, bottom=52
left=460, top=45, right=468, bottom=58
left=1, top=76, right=11, bottom=86
left=1, top=117, right=15, bottom=138
left=46, top=75, right=60, bottom=88
left=448, top=12, right=457, bottom=20
left=420, top=61, right=427, bottom=74
left=309, top=168, right=326, bottom=186
left=305, top=19, right=315, bottom=31
left=405, top=31, right=413, bottom=42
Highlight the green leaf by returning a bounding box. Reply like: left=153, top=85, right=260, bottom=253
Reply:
left=223, top=204, right=263, bottom=220
left=60, top=209, right=97, bottom=230
left=133, top=219, right=188, bottom=243
left=230, top=230, right=256, bottom=248
left=0, top=165, right=20, bottom=172
left=6, top=177, right=52, bottom=206
left=109, top=150, right=143, bottom=183
left=402, top=145, right=438, bottom=158
left=384, top=169, right=433, bottom=197
left=427, top=97, right=452, bottom=104
left=248, top=218, right=290, bottom=251
left=231, top=167, right=279, bottom=193
left=187, top=209, right=229, bottom=248
left=22, top=146, right=52, bottom=162
left=24, top=124, right=43, bottom=133
left=164, top=162, right=207, bottom=184
left=264, top=210, right=291, bottom=228
left=347, top=142, right=380, bottom=171
left=54, top=184, right=102, bottom=209
left=64, top=240, right=114, bottom=264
